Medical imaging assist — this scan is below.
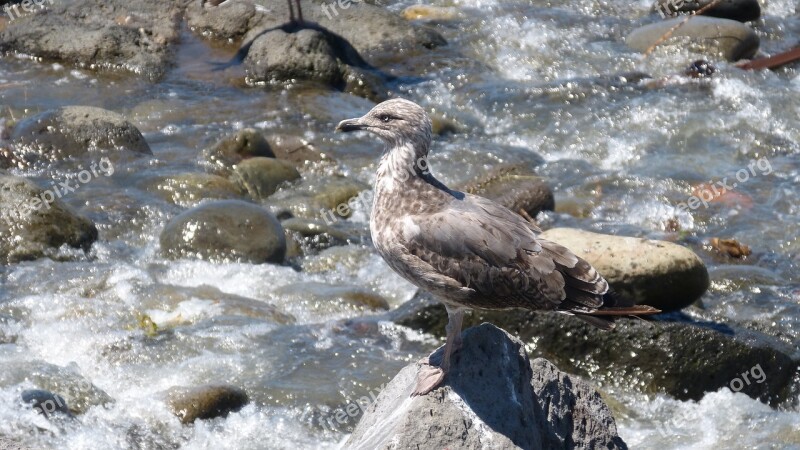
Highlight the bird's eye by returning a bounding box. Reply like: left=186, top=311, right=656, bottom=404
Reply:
left=379, top=115, right=392, bottom=123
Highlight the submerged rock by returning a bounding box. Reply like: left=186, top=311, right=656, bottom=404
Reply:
left=0, top=0, right=182, bottom=79
left=266, top=176, right=370, bottom=220
left=652, top=0, right=761, bottom=22
left=10, top=106, right=151, bottom=169
left=204, top=128, right=275, bottom=175
left=21, top=389, right=74, bottom=419
left=265, top=134, right=329, bottom=165
left=626, top=16, right=759, bottom=61
left=159, top=200, right=286, bottom=264
left=0, top=173, right=98, bottom=264
left=275, top=282, right=390, bottom=312
left=141, top=173, right=244, bottom=207
left=539, top=228, right=709, bottom=312
left=230, top=157, right=301, bottom=200
left=346, top=324, right=627, bottom=449
left=166, top=384, right=249, bottom=424
left=391, top=294, right=797, bottom=406
left=0, top=361, right=113, bottom=414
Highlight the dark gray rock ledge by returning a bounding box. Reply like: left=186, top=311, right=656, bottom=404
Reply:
left=345, top=323, right=627, bottom=450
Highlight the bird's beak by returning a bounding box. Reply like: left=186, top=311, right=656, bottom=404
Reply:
left=335, top=117, right=367, bottom=133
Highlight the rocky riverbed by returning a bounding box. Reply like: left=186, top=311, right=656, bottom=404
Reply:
left=1, top=0, right=799, bottom=449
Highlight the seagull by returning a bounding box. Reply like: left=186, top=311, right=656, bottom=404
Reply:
left=336, top=99, right=660, bottom=396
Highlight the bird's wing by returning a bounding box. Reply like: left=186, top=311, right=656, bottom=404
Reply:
left=401, top=193, right=607, bottom=311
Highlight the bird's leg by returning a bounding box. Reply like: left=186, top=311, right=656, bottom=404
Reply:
left=287, top=0, right=296, bottom=24
left=294, top=0, right=304, bottom=24
left=412, top=306, right=464, bottom=397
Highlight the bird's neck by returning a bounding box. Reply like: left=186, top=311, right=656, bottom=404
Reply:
left=375, top=142, right=430, bottom=192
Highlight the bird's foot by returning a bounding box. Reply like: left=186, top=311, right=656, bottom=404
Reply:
left=412, top=362, right=446, bottom=397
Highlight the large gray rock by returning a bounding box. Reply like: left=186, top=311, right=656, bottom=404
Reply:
left=391, top=295, right=797, bottom=406
left=0, top=0, right=183, bottom=79
left=626, top=16, right=759, bottom=61
left=186, top=0, right=445, bottom=66
left=160, top=200, right=286, bottom=264
left=10, top=106, right=151, bottom=169
left=539, top=228, right=708, bottom=312
left=652, top=0, right=761, bottom=22
left=0, top=173, right=98, bottom=264
left=242, top=26, right=387, bottom=101
left=345, top=324, right=626, bottom=450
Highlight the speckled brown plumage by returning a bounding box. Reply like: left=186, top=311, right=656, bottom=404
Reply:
left=336, top=98, right=659, bottom=396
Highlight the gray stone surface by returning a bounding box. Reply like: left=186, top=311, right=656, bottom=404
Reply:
left=626, top=16, right=759, bottom=61
left=10, top=106, right=151, bottom=168
left=0, top=173, right=98, bottom=264
left=160, top=200, right=286, bottom=264
left=0, top=0, right=183, bottom=79
left=345, top=324, right=626, bottom=450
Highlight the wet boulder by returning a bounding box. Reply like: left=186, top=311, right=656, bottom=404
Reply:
left=390, top=295, right=797, bottom=406
left=186, top=0, right=445, bottom=67
left=460, top=166, right=555, bottom=220
left=626, top=16, right=759, bottom=61
left=166, top=384, right=249, bottom=424
left=346, top=324, right=627, bottom=449
left=243, top=27, right=387, bottom=101
left=10, top=106, right=151, bottom=169
left=141, top=173, right=244, bottom=207
left=539, top=228, right=709, bottom=312
left=203, top=128, right=275, bottom=175
left=266, top=176, right=370, bottom=221
left=0, top=173, right=98, bottom=264
left=230, top=157, right=301, bottom=200
left=21, top=389, right=74, bottom=419
left=265, top=134, right=329, bottom=165
left=160, top=200, right=286, bottom=264
left=275, top=282, right=390, bottom=313
left=0, top=361, right=113, bottom=414
left=653, top=0, right=761, bottom=22
left=0, top=0, right=182, bottom=79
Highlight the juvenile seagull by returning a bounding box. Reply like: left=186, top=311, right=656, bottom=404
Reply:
left=336, top=99, right=660, bottom=396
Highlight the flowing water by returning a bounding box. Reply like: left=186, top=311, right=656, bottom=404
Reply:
left=1, top=0, right=799, bottom=448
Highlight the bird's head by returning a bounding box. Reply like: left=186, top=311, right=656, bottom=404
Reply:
left=335, top=99, right=432, bottom=150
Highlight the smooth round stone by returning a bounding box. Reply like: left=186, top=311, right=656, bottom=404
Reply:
left=538, top=228, right=709, bottom=312
left=204, top=128, right=274, bottom=174
left=160, top=200, right=286, bottom=264
left=230, top=157, right=301, bottom=200
left=626, top=16, right=759, bottom=61
left=166, top=384, right=249, bottom=424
